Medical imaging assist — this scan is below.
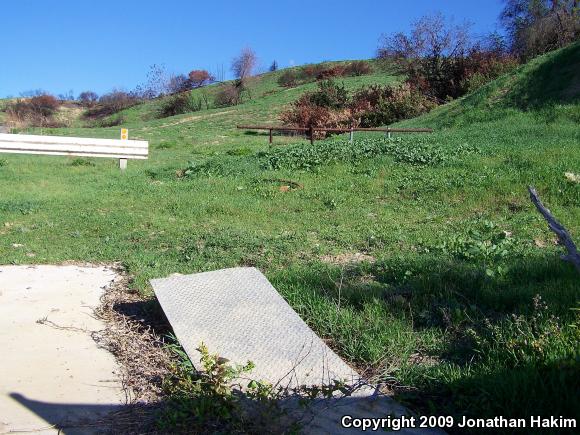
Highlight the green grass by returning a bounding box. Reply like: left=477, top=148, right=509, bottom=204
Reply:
left=1, top=47, right=579, bottom=432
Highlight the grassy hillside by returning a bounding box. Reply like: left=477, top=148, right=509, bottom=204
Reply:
left=23, top=60, right=399, bottom=156
left=0, top=45, right=579, bottom=431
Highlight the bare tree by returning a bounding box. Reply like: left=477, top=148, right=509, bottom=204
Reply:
left=378, top=12, right=471, bottom=63
left=377, top=12, right=473, bottom=101
left=78, top=91, right=99, bottom=107
left=231, top=47, right=257, bottom=80
left=167, top=74, right=191, bottom=94
left=134, top=64, right=170, bottom=99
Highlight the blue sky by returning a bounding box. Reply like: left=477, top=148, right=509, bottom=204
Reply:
left=0, top=0, right=505, bottom=98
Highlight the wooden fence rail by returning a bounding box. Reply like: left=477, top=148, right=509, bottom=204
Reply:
left=237, top=125, right=433, bottom=145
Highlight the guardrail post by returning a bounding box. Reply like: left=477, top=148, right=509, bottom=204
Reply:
left=349, top=129, right=354, bottom=143
left=269, top=129, right=273, bottom=144
left=120, top=128, right=128, bottom=170
left=386, top=128, right=392, bottom=139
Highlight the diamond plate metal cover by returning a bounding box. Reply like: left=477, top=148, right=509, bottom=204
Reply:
left=150, top=267, right=358, bottom=387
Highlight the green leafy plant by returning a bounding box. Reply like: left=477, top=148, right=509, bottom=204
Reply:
left=263, top=136, right=479, bottom=170
left=70, top=158, right=95, bottom=167
left=160, top=342, right=350, bottom=433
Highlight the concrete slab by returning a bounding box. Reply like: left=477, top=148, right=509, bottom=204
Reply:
left=151, top=267, right=358, bottom=388
left=0, top=265, right=124, bottom=434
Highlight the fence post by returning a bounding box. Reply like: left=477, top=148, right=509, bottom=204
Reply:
left=349, top=129, right=354, bottom=143
left=269, top=129, right=273, bottom=144
left=309, top=127, right=314, bottom=145
left=386, top=128, right=392, bottom=139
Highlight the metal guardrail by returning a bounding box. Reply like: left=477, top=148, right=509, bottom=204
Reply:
left=0, top=130, right=148, bottom=170
left=237, top=125, right=433, bottom=144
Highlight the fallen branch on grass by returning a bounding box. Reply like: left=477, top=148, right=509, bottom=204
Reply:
left=528, top=186, right=580, bottom=274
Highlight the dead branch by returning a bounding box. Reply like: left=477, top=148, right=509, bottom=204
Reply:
left=528, top=186, right=580, bottom=273
left=262, top=178, right=304, bottom=189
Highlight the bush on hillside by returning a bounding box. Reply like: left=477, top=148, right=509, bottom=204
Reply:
left=280, top=103, right=353, bottom=137
left=315, top=65, right=347, bottom=80
left=5, top=94, right=61, bottom=127
left=97, top=114, right=126, bottom=127
left=344, top=61, right=372, bottom=76
left=277, top=70, right=299, bottom=88
left=278, top=62, right=373, bottom=88
left=280, top=80, right=354, bottom=135
left=86, top=90, right=139, bottom=118
left=351, top=83, right=436, bottom=127
left=308, top=80, right=349, bottom=109
left=280, top=79, right=434, bottom=131
left=460, top=48, right=519, bottom=93
left=214, top=80, right=247, bottom=107
left=160, top=92, right=202, bottom=117
left=301, top=64, right=326, bottom=80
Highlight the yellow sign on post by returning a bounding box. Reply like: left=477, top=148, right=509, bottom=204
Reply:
left=119, top=129, right=129, bottom=170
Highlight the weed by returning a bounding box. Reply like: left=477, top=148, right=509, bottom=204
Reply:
left=70, top=158, right=95, bottom=167
left=263, top=136, right=479, bottom=170
left=159, top=342, right=348, bottom=433
left=0, top=200, right=41, bottom=215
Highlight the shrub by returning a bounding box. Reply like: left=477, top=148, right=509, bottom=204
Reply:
left=344, top=61, right=372, bottom=76
left=280, top=81, right=353, bottom=134
left=97, top=114, right=126, bottom=127
left=277, top=62, right=372, bottom=89
left=28, top=95, right=59, bottom=117
left=70, top=158, right=95, bottom=167
left=280, top=102, right=352, bottom=136
left=277, top=70, right=298, bottom=88
left=308, top=80, right=349, bottom=109
left=214, top=81, right=246, bottom=107
left=86, top=91, right=139, bottom=118
left=280, top=80, right=434, bottom=131
left=160, top=92, right=202, bottom=117
left=5, top=94, right=60, bottom=127
left=301, top=64, right=326, bottom=80
left=315, top=65, right=346, bottom=80
left=460, top=49, right=519, bottom=93
left=351, top=83, right=436, bottom=127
